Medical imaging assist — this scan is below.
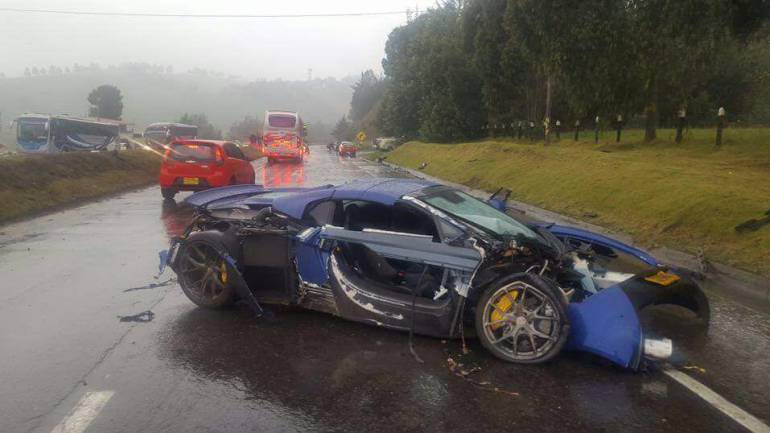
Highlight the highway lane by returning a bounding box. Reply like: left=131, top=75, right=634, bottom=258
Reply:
left=1, top=147, right=768, bottom=433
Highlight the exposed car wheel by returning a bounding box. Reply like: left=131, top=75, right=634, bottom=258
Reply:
left=475, top=274, right=569, bottom=364
left=176, top=240, right=236, bottom=309
left=161, top=188, right=176, bottom=200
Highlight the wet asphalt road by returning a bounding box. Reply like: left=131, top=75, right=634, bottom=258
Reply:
left=1, top=147, right=769, bottom=433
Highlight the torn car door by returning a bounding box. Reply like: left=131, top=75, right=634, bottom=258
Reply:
left=307, top=226, right=482, bottom=337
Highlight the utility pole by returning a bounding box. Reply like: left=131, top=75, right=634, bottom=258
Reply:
left=307, top=68, right=313, bottom=81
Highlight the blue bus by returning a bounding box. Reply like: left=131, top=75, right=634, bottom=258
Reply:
left=14, top=114, right=120, bottom=153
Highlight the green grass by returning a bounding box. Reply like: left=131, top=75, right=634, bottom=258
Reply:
left=383, top=127, right=770, bottom=277
left=0, top=150, right=161, bottom=223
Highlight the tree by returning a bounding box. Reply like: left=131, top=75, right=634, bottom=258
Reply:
left=349, top=70, right=385, bottom=123
left=378, top=2, right=485, bottom=141
left=87, top=85, right=123, bottom=119
left=179, top=113, right=222, bottom=139
left=332, top=116, right=353, bottom=141
left=227, top=116, right=261, bottom=140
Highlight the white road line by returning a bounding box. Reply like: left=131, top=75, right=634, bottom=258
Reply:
left=664, top=369, right=770, bottom=433
left=50, top=391, right=114, bottom=433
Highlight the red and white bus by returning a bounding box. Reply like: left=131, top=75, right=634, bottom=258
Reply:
left=262, top=111, right=307, bottom=163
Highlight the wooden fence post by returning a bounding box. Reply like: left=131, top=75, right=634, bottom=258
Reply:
left=529, top=121, right=535, bottom=142
left=675, top=108, right=686, bottom=143
left=716, top=107, right=725, bottom=146
left=615, top=114, right=623, bottom=143
left=574, top=120, right=581, bottom=141
left=594, top=116, right=600, bottom=143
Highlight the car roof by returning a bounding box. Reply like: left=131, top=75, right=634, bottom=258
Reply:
left=222, top=178, right=440, bottom=219
left=172, top=139, right=228, bottom=147
left=146, top=122, right=197, bottom=128
left=332, top=178, right=437, bottom=204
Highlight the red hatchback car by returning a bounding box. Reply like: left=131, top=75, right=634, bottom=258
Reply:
left=338, top=141, right=358, bottom=157
left=159, top=140, right=255, bottom=200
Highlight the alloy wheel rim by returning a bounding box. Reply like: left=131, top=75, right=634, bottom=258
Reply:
left=178, top=243, right=228, bottom=301
left=482, top=281, right=561, bottom=361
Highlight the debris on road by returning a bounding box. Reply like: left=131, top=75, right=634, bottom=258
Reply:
left=118, top=310, right=155, bottom=323
left=123, top=278, right=176, bottom=293
left=446, top=355, right=519, bottom=397
left=683, top=365, right=707, bottom=374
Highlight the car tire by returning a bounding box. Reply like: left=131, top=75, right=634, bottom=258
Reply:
left=176, top=237, right=237, bottom=309
left=475, top=273, right=569, bottom=364
left=161, top=188, right=176, bottom=200
left=352, top=152, right=357, bottom=158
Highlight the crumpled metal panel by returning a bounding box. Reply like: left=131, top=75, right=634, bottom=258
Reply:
left=567, top=286, right=644, bottom=369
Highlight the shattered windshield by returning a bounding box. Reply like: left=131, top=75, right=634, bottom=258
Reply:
left=421, top=188, right=537, bottom=241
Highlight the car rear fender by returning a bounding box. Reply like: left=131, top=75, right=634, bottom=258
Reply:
left=168, top=229, right=265, bottom=317
left=184, top=184, right=267, bottom=208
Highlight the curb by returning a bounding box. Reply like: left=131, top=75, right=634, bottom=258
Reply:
left=377, top=159, right=770, bottom=309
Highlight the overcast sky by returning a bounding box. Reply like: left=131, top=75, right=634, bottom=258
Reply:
left=0, top=0, right=434, bottom=80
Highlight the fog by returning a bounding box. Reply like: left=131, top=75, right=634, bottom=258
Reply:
left=0, top=0, right=434, bottom=79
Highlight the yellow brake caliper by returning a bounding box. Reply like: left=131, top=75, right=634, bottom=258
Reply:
left=490, top=291, right=518, bottom=331
left=219, top=261, right=228, bottom=285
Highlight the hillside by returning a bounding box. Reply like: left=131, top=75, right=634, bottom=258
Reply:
left=0, top=64, right=353, bottom=146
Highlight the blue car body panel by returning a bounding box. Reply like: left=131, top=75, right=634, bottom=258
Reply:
left=273, top=187, right=336, bottom=219
left=184, top=184, right=269, bottom=207
left=541, top=223, right=659, bottom=267
left=295, top=228, right=330, bottom=285
left=567, top=286, right=644, bottom=369
left=186, top=179, right=438, bottom=216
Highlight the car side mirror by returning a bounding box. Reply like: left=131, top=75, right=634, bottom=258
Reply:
left=487, top=198, right=506, bottom=212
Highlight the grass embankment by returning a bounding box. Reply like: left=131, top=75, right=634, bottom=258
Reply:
left=378, top=128, right=770, bottom=276
left=0, top=150, right=161, bottom=223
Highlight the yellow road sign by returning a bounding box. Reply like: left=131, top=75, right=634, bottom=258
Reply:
left=356, top=131, right=367, bottom=143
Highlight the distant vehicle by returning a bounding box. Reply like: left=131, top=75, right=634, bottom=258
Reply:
left=13, top=114, right=120, bottom=153
left=144, top=123, right=198, bottom=146
left=375, top=137, right=401, bottom=150
left=262, top=111, right=307, bottom=163
left=159, top=139, right=255, bottom=200
left=338, top=141, right=358, bottom=157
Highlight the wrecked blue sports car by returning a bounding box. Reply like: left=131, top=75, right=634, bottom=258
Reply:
left=163, top=178, right=709, bottom=370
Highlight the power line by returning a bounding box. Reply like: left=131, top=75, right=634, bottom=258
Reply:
left=0, top=7, right=406, bottom=19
